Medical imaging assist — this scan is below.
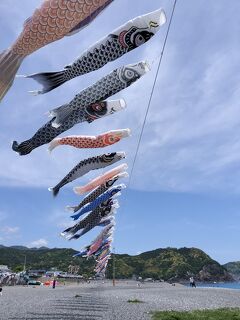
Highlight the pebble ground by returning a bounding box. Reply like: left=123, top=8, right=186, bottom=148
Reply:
left=0, top=281, right=240, bottom=320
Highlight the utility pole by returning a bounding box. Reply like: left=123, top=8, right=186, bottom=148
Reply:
left=112, top=247, right=116, bottom=286
left=23, top=255, right=27, bottom=272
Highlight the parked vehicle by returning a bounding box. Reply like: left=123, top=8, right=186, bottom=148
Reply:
left=27, top=280, right=42, bottom=286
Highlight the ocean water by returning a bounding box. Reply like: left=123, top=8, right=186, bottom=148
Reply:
left=197, top=282, right=240, bottom=290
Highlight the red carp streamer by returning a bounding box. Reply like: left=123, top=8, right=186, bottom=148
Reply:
left=48, top=129, right=131, bottom=152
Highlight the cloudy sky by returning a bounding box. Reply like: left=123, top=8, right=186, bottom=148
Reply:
left=0, top=0, right=240, bottom=264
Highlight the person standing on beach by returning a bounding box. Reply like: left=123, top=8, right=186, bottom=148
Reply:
left=52, top=279, right=56, bottom=289
left=0, top=285, right=3, bottom=296
left=189, top=277, right=196, bottom=288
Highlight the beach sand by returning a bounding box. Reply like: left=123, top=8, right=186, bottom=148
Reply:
left=0, top=281, right=240, bottom=320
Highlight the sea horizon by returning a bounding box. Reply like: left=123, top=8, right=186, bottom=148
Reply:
left=194, top=282, right=240, bottom=290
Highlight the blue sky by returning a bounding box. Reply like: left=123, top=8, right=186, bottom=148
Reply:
left=0, top=0, right=240, bottom=264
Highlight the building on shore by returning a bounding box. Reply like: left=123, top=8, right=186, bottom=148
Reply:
left=0, top=265, right=11, bottom=273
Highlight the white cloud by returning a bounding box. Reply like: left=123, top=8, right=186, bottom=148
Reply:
left=28, top=238, right=48, bottom=248
left=0, top=210, right=18, bottom=236
left=0, top=225, right=20, bottom=242
left=1, top=226, right=19, bottom=235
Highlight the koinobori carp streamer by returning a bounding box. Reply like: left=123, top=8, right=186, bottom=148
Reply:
left=92, top=223, right=115, bottom=245
left=68, top=199, right=117, bottom=236
left=97, top=216, right=115, bottom=228
left=73, top=224, right=114, bottom=258
left=62, top=199, right=118, bottom=239
left=88, top=238, right=111, bottom=257
left=93, top=239, right=112, bottom=257
left=24, top=8, right=166, bottom=94
left=95, top=247, right=112, bottom=275
left=49, top=152, right=125, bottom=197
left=72, top=249, right=89, bottom=258
left=97, top=247, right=111, bottom=262
left=70, top=216, right=115, bottom=240
left=66, top=168, right=128, bottom=213
left=70, top=184, right=125, bottom=221
left=12, top=99, right=126, bottom=156
left=88, top=233, right=114, bottom=257
left=0, top=0, right=114, bottom=101
left=48, top=61, right=150, bottom=128
left=67, top=208, right=116, bottom=241
left=48, top=129, right=131, bottom=152
left=73, top=164, right=128, bottom=195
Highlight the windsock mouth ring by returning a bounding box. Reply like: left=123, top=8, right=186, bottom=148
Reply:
left=123, top=128, right=131, bottom=137
left=145, top=8, right=167, bottom=29
left=121, top=163, right=128, bottom=170
left=117, top=151, right=126, bottom=158
left=141, top=61, right=151, bottom=73
left=159, top=9, right=167, bottom=26
left=119, top=98, right=126, bottom=109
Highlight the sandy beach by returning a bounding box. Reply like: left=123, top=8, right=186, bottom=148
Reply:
left=0, top=281, right=240, bottom=320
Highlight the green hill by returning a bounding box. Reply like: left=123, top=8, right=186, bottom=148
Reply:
left=106, top=247, right=232, bottom=281
left=0, top=246, right=233, bottom=281
left=0, top=246, right=95, bottom=277
left=223, top=261, right=240, bottom=279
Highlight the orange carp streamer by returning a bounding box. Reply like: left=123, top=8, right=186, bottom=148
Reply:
left=74, top=164, right=128, bottom=195
left=48, top=129, right=131, bottom=152
left=0, top=0, right=113, bottom=101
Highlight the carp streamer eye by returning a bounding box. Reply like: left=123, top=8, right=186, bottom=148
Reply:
left=106, top=135, right=116, bottom=144
left=134, top=34, right=146, bottom=46
left=125, top=69, right=135, bottom=79
left=93, top=103, right=103, bottom=111
left=109, top=136, right=115, bottom=142
left=108, top=153, right=116, bottom=158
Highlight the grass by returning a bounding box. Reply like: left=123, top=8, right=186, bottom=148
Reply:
left=151, top=308, right=240, bottom=320
left=127, top=299, right=144, bottom=303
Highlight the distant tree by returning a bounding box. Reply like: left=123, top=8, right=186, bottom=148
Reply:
left=13, top=265, right=23, bottom=273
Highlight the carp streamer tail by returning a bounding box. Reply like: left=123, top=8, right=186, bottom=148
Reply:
left=12, top=140, right=34, bottom=156
left=0, top=50, right=24, bottom=102
left=26, top=70, right=66, bottom=95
